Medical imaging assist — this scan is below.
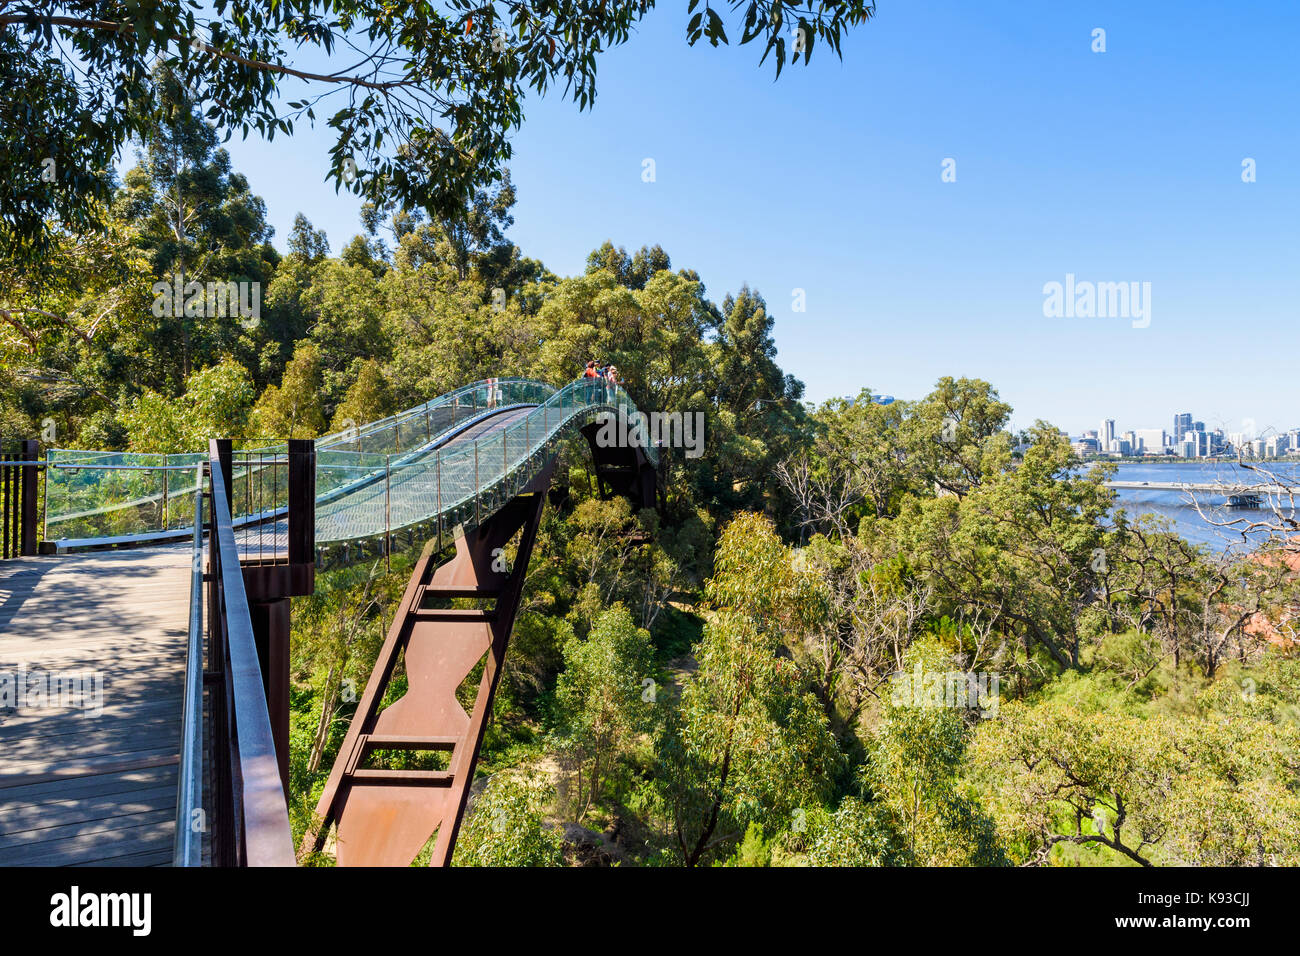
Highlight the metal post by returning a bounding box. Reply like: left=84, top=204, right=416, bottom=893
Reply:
left=40, top=446, right=48, bottom=547
left=474, top=443, right=480, bottom=526
left=287, top=438, right=315, bottom=568
left=162, top=453, right=169, bottom=531
left=384, top=454, right=392, bottom=570
left=20, top=440, right=37, bottom=555
left=2, top=449, right=11, bottom=559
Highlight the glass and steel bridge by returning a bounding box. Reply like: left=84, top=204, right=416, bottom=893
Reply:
left=41, top=377, right=658, bottom=557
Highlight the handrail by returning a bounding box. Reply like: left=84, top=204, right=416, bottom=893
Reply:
left=42, top=377, right=659, bottom=554
left=312, top=376, right=551, bottom=451
left=43, top=379, right=556, bottom=541
left=174, top=462, right=206, bottom=866
left=207, top=439, right=296, bottom=866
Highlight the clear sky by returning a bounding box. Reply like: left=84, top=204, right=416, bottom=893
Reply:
left=201, top=0, right=1299, bottom=436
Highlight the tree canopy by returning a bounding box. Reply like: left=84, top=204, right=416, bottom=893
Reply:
left=1, top=0, right=878, bottom=263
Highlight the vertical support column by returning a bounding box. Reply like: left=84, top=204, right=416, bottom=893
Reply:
left=245, top=437, right=315, bottom=796
left=250, top=598, right=292, bottom=793
left=286, top=438, right=315, bottom=566
left=216, top=439, right=234, bottom=518
left=20, top=439, right=37, bottom=556
left=2, top=447, right=12, bottom=559
left=162, top=452, right=169, bottom=532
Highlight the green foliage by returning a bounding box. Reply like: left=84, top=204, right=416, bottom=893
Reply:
left=251, top=341, right=327, bottom=439
left=452, top=775, right=564, bottom=867
left=806, top=797, right=909, bottom=866
left=863, top=639, right=1006, bottom=866
left=329, top=359, right=394, bottom=432
left=655, top=513, right=842, bottom=866
left=120, top=358, right=253, bottom=452
left=550, top=605, right=655, bottom=819
left=971, top=662, right=1300, bottom=866
left=2, top=1, right=878, bottom=264
left=728, top=822, right=774, bottom=867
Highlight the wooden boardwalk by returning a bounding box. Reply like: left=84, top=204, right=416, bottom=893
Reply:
left=0, top=547, right=190, bottom=866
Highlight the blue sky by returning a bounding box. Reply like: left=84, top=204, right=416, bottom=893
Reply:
left=196, top=0, right=1298, bottom=435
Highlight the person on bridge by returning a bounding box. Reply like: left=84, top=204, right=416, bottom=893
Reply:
left=605, top=365, right=619, bottom=387
left=583, top=361, right=598, bottom=379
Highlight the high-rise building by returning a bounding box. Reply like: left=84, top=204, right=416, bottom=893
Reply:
left=1173, top=413, right=1192, bottom=441
left=1101, top=419, right=1116, bottom=452
left=1135, top=428, right=1167, bottom=455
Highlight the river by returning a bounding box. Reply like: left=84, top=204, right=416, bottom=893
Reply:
left=1101, top=461, right=1300, bottom=552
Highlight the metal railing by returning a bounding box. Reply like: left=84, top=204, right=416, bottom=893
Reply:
left=34, top=377, right=659, bottom=559
left=40, top=379, right=553, bottom=545
left=175, top=462, right=207, bottom=867
left=196, top=440, right=296, bottom=866
left=312, top=377, right=657, bottom=563
left=0, top=440, right=39, bottom=559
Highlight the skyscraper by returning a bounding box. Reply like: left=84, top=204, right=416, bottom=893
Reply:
left=1101, top=419, right=1116, bottom=452
left=1135, top=429, right=1166, bottom=455
left=1174, top=413, right=1192, bottom=442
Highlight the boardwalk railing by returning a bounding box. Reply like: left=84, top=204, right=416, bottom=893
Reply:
left=0, top=439, right=39, bottom=559
left=40, top=377, right=659, bottom=555
left=175, top=462, right=207, bottom=867
left=187, top=441, right=296, bottom=866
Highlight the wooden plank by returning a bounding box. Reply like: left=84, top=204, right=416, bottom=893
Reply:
left=0, top=749, right=178, bottom=786
left=0, top=706, right=182, bottom=739
left=1, top=726, right=181, bottom=761
left=0, top=785, right=176, bottom=831
left=0, top=547, right=189, bottom=865
left=0, top=808, right=174, bottom=851
left=72, top=848, right=174, bottom=867
left=0, top=765, right=175, bottom=808
left=1, top=818, right=174, bottom=866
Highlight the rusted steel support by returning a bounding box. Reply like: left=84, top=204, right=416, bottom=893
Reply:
left=580, top=421, right=658, bottom=512
left=286, top=438, right=316, bottom=567
left=249, top=597, right=292, bottom=792
left=239, top=438, right=316, bottom=794
left=304, top=462, right=554, bottom=866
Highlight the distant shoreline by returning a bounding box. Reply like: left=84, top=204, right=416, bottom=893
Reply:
left=1088, top=457, right=1300, bottom=466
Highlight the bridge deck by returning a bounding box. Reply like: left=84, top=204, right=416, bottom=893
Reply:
left=1105, top=481, right=1298, bottom=494
left=0, top=547, right=190, bottom=866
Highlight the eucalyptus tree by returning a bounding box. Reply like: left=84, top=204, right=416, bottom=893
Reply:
left=656, top=513, right=839, bottom=866
left=114, top=64, right=277, bottom=389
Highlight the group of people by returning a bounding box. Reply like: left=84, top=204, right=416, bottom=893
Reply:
left=583, top=360, right=619, bottom=386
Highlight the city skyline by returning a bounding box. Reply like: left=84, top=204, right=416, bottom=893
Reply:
left=1070, top=408, right=1299, bottom=458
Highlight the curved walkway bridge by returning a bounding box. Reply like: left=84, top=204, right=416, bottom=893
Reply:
left=0, top=379, right=657, bottom=866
